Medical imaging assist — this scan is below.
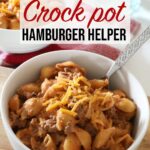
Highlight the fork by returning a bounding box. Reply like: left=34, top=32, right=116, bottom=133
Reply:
left=106, top=25, right=150, bottom=79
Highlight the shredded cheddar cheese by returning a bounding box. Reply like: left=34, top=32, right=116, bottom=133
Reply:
left=76, top=76, right=91, bottom=87
left=61, top=86, right=72, bottom=104
left=59, top=108, right=77, bottom=117
left=46, top=101, right=62, bottom=112
left=71, top=97, right=89, bottom=112
left=42, top=97, right=58, bottom=106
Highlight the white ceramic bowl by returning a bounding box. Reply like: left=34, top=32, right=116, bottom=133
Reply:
left=0, top=50, right=149, bottom=150
left=0, top=29, right=48, bottom=53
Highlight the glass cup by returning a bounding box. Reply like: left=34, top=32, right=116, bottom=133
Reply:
left=131, top=0, right=141, bottom=15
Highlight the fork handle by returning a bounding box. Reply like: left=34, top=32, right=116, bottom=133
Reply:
left=106, top=25, right=150, bottom=78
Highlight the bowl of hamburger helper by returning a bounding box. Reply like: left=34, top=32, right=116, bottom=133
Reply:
left=0, top=0, right=48, bottom=53
left=0, top=50, right=149, bottom=150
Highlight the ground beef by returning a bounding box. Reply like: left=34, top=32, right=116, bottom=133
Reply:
left=84, top=122, right=97, bottom=137
left=9, top=112, right=27, bottom=130
left=40, top=115, right=57, bottom=133
left=75, top=101, right=89, bottom=127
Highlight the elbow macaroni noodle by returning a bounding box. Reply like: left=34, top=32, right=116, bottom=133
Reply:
left=9, top=61, right=136, bottom=150
left=0, top=0, right=19, bottom=29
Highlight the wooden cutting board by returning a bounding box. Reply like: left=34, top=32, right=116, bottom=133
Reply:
left=0, top=98, right=150, bottom=150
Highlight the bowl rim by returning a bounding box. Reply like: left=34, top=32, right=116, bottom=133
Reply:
left=0, top=50, right=149, bottom=150
left=0, top=28, right=19, bottom=32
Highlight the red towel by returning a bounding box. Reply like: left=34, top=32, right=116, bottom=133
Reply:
left=0, top=20, right=141, bottom=68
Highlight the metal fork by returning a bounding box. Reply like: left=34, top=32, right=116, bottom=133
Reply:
left=106, top=25, right=150, bottom=79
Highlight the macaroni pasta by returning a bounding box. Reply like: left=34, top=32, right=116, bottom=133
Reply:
left=9, top=61, right=136, bottom=150
left=0, top=0, right=19, bottom=29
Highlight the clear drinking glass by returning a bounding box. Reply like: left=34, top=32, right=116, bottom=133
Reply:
left=131, top=0, right=141, bottom=15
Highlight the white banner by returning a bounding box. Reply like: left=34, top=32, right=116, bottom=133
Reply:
left=20, top=0, right=130, bottom=44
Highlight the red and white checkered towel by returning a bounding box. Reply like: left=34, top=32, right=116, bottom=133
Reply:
left=0, top=20, right=141, bottom=68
